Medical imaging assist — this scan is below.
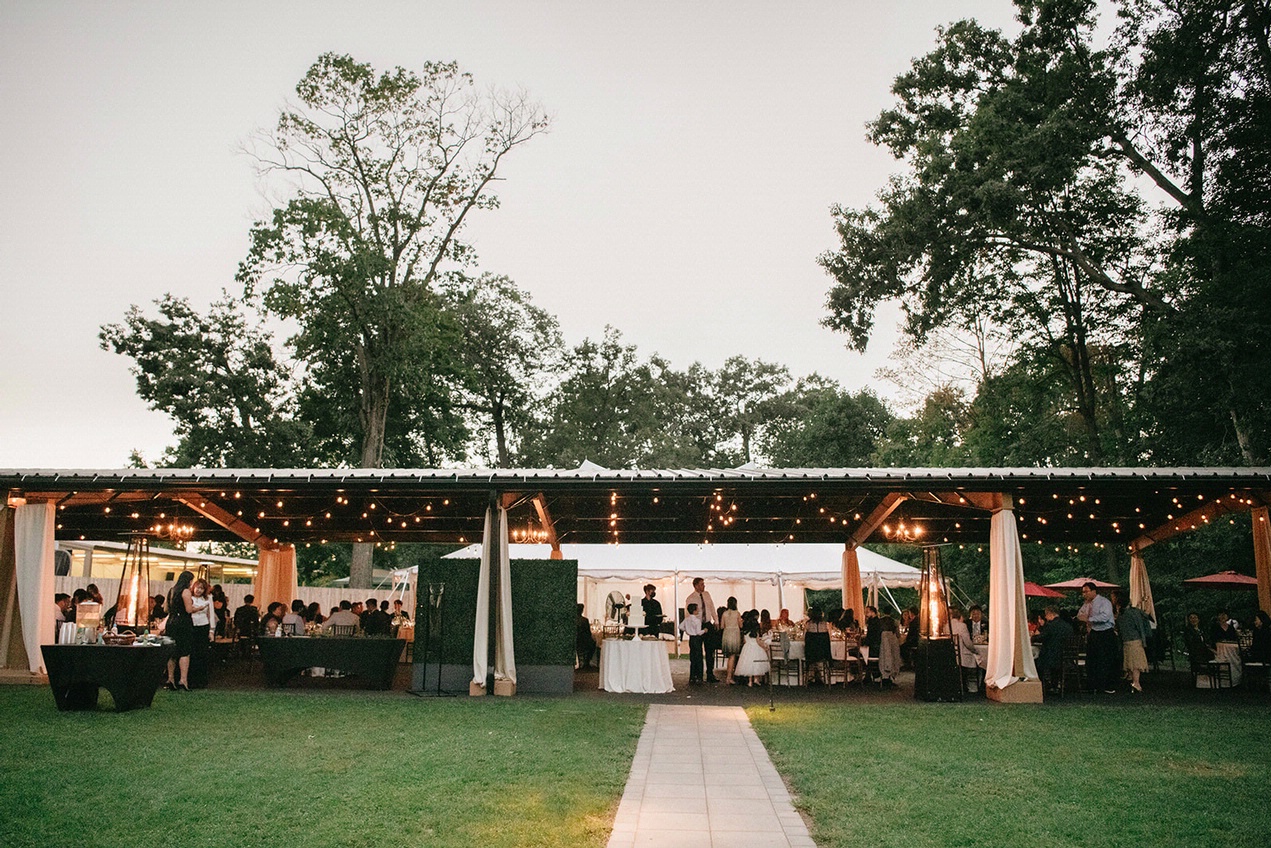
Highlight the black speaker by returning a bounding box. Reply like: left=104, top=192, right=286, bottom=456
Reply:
left=914, top=638, right=963, bottom=702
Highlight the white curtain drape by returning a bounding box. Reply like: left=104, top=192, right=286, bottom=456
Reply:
left=985, top=507, right=1039, bottom=690
left=494, top=508, right=515, bottom=684
left=1129, top=547, right=1156, bottom=620
left=253, top=545, right=297, bottom=609
left=473, top=507, right=494, bottom=688
left=841, top=546, right=865, bottom=625
left=15, top=502, right=55, bottom=673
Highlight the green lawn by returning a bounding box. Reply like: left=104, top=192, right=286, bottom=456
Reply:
left=749, top=700, right=1271, bottom=848
left=0, top=688, right=644, bottom=848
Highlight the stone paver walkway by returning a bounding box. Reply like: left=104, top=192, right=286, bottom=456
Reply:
left=606, top=704, right=816, bottom=848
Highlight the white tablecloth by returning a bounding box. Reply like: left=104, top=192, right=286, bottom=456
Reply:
left=781, top=639, right=847, bottom=662
left=600, top=639, right=673, bottom=693
left=1196, top=641, right=1243, bottom=688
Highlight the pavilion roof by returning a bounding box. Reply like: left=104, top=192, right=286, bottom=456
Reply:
left=3, top=466, right=1269, bottom=549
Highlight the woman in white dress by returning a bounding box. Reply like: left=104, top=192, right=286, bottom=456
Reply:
left=734, top=612, right=770, bottom=686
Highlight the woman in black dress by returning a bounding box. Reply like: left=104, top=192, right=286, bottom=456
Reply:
left=164, top=571, right=196, bottom=691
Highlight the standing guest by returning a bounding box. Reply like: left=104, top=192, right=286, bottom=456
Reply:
left=164, top=571, right=196, bottom=691
left=804, top=608, right=832, bottom=684
left=1249, top=611, right=1271, bottom=663
left=575, top=604, right=596, bottom=669
left=733, top=611, right=770, bottom=686
left=640, top=584, right=664, bottom=636
left=210, top=585, right=231, bottom=638
left=187, top=578, right=214, bottom=689
left=1118, top=600, right=1153, bottom=694
left=1036, top=606, right=1074, bottom=692
left=877, top=615, right=902, bottom=687
left=720, top=597, right=743, bottom=685
left=684, top=578, right=717, bottom=683
left=1078, top=582, right=1119, bottom=694
left=681, top=603, right=706, bottom=684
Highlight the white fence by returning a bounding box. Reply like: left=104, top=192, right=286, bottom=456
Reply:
left=55, top=577, right=416, bottom=621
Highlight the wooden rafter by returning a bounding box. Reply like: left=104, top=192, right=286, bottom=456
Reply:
left=174, top=494, right=273, bottom=548
left=848, top=492, right=907, bottom=547
left=532, top=494, right=562, bottom=560
left=1131, top=491, right=1267, bottom=551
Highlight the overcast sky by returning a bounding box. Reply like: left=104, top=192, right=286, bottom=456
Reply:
left=0, top=0, right=1021, bottom=468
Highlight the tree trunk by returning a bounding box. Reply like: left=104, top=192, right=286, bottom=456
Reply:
left=350, top=367, right=391, bottom=590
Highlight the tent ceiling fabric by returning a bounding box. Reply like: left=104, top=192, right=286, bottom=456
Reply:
left=3, top=466, right=1269, bottom=548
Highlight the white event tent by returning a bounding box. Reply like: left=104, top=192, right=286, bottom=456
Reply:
left=416, top=543, right=920, bottom=624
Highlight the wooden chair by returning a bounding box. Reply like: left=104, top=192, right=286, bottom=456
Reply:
left=330, top=624, right=357, bottom=637
left=767, top=635, right=803, bottom=687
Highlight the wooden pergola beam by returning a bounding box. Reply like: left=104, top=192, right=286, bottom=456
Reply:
left=174, top=494, right=273, bottom=548
left=532, top=494, right=562, bottom=560
left=1131, top=491, right=1264, bottom=551
left=848, top=492, right=907, bottom=547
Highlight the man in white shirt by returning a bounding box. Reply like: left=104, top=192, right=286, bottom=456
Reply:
left=323, top=600, right=362, bottom=634
left=684, top=578, right=717, bottom=683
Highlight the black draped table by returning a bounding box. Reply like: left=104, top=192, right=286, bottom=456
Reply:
left=256, top=637, right=405, bottom=689
left=42, top=644, right=174, bottom=712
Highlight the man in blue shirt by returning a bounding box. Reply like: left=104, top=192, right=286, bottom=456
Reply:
left=1078, top=582, right=1118, bottom=693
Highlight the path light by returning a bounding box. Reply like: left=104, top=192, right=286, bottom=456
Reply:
left=114, top=534, right=151, bottom=632
left=914, top=545, right=961, bottom=702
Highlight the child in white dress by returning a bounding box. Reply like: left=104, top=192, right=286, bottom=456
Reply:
left=733, top=614, right=770, bottom=686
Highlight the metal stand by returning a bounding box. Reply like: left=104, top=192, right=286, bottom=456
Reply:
left=410, top=582, right=454, bottom=698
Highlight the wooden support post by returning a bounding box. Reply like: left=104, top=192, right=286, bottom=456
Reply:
left=1253, top=506, right=1271, bottom=615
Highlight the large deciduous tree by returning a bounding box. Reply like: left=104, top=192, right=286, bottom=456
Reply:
left=100, top=295, right=311, bottom=468
left=238, top=53, right=548, bottom=585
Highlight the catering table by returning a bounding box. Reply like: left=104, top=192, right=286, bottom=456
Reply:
left=599, top=638, right=673, bottom=693
left=1196, top=641, right=1244, bottom=688
left=41, top=643, right=173, bottom=712
left=256, top=637, right=405, bottom=689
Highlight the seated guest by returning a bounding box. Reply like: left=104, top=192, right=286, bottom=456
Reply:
left=1028, top=610, right=1045, bottom=638
left=1036, top=606, right=1074, bottom=692
left=305, top=601, right=324, bottom=625
left=282, top=599, right=306, bottom=635
left=900, top=606, right=921, bottom=669
left=363, top=600, right=392, bottom=636
left=950, top=608, right=981, bottom=693
left=877, top=614, right=901, bottom=687
left=54, top=593, right=71, bottom=623
left=361, top=598, right=379, bottom=630
left=1183, top=611, right=1214, bottom=667
left=759, top=609, right=772, bottom=635
left=233, top=595, right=260, bottom=640
left=1210, top=610, right=1239, bottom=644
left=967, top=605, right=988, bottom=641
left=261, top=602, right=286, bottom=636
left=775, top=608, right=793, bottom=630
left=392, top=599, right=410, bottom=622
left=71, top=588, right=92, bottom=620
left=323, top=599, right=362, bottom=634
left=1250, top=611, right=1270, bottom=663
left=149, top=594, right=167, bottom=630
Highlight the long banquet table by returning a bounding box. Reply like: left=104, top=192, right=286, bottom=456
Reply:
left=599, top=638, right=673, bottom=693
left=256, top=636, right=405, bottom=689
left=42, top=643, right=174, bottom=711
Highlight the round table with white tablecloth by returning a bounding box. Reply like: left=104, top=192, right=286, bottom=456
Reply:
left=599, top=638, right=673, bottom=693
left=1195, top=641, right=1243, bottom=688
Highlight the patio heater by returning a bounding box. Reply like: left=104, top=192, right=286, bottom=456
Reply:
left=913, top=545, right=962, bottom=702
left=114, top=533, right=152, bottom=634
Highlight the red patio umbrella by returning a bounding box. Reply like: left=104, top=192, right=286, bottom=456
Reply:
left=1182, top=571, right=1259, bottom=590
left=1044, top=577, right=1120, bottom=591
left=1024, top=581, right=1064, bottom=598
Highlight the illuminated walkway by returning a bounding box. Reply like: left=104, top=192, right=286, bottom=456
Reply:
left=606, top=704, right=816, bottom=848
